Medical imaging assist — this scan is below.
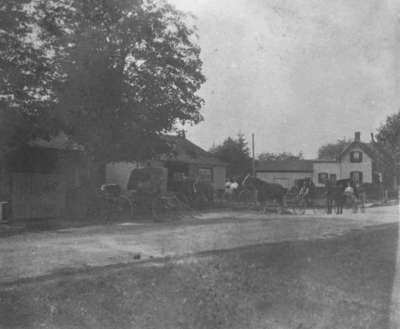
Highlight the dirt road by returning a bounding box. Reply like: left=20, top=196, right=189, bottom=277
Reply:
left=0, top=205, right=398, bottom=284
left=0, top=221, right=399, bottom=329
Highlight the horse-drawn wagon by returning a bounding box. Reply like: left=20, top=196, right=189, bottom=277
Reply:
left=90, top=166, right=192, bottom=221
left=235, top=174, right=287, bottom=212
left=231, top=175, right=327, bottom=215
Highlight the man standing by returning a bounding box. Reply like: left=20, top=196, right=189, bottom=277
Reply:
left=356, top=183, right=366, bottom=213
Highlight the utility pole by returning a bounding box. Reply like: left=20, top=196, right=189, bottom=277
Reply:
left=251, top=133, right=258, bottom=204
left=252, top=133, right=255, bottom=177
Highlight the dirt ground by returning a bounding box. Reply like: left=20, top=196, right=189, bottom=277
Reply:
left=0, top=222, right=399, bottom=329
left=0, top=205, right=398, bottom=284
left=0, top=206, right=399, bottom=328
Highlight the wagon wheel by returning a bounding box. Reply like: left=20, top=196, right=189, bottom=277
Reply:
left=170, top=195, right=194, bottom=220
left=239, top=189, right=255, bottom=204
left=109, top=196, right=134, bottom=222
left=293, top=205, right=306, bottom=215
left=311, top=200, right=326, bottom=215
left=174, top=197, right=193, bottom=215
left=151, top=195, right=181, bottom=222
left=151, top=197, right=166, bottom=222
left=196, top=193, right=209, bottom=210
left=292, top=198, right=306, bottom=215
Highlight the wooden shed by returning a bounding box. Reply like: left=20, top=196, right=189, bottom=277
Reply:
left=1, top=145, right=99, bottom=220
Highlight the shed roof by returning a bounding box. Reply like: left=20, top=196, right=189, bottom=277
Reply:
left=161, top=135, right=227, bottom=167
left=256, top=160, right=314, bottom=172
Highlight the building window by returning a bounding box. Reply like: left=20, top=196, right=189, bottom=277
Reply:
left=350, top=151, right=362, bottom=163
left=198, top=168, right=213, bottom=182
left=318, top=172, right=329, bottom=184
left=329, top=174, right=336, bottom=184
left=350, top=171, right=363, bottom=184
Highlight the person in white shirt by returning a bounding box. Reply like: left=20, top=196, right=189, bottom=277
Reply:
left=230, top=180, right=239, bottom=191
left=230, top=179, right=239, bottom=200
left=344, top=182, right=356, bottom=210
left=225, top=178, right=232, bottom=193
left=344, top=182, right=354, bottom=195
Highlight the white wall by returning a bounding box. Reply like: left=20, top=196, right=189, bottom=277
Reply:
left=107, top=161, right=227, bottom=191
left=340, top=147, right=373, bottom=183
left=313, top=162, right=340, bottom=186
left=213, top=166, right=226, bottom=190
left=256, top=172, right=312, bottom=189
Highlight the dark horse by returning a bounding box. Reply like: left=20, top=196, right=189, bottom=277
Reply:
left=170, top=177, right=214, bottom=208
left=325, top=180, right=346, bottom=214
left=241, top=174, right=287, bottom=209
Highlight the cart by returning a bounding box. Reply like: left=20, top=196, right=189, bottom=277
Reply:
left=126, top=167, right=192, bottom=221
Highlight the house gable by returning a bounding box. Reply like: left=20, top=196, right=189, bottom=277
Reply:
left=338, top=142, right=374, bottom=163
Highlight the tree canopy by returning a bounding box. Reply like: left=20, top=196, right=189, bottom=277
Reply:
left=376, top=111, right=400, bottom=171
left=1, top=0, right=205, bottom=162
left=258, top=152, right=303, bottom=161
left=209, top=133, right=251, bottom=177
left=0, top=1, right=57, bottom=155
left=317, top=138, right=352, bottom=160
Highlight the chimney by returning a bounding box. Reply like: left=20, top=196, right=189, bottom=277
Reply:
left=354, top=131, right=361, bottom=142
left=370, top=133, right=375, bottom=143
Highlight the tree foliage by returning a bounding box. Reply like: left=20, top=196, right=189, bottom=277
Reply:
left=209, top=133, right=251, bottom=177
left=317, top=138, right=352, bottom=160
left=1, top=0, right=205, bottom=162
left=258, top=151, right=303, bottom=161
left=376, top=111, right=400, bottom=171
left=0, top=1, right=57, bottom=155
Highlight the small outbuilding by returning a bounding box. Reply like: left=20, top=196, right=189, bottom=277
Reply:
left=0, top=133, right=104, bottom=220
left=255, top=160, right=314, bottom=189
left=106, top=135, right=227, bottom=192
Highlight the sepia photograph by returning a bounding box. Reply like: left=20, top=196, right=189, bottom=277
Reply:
left=0, top=0, right=399, bottom=328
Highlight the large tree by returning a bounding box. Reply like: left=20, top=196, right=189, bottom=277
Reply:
left=258, top=151, right=303, bottom=161
left=376, top=111, right=400, bottom=172
left=209, top=133, right=251, bottom=177
left=0, top=1, right=57, bottom=155
left=2, top=0, right=205, bottom=162
left=317, top=138, right=352, bottom=160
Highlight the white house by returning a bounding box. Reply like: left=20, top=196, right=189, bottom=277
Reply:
left=256, top=132, right=396, bottom=190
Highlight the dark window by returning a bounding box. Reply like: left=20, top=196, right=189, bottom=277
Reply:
left=329, top=174, right=337, bottom=184
left=318, top=172, right=329, bottom=184
left=350, top=171, right=363, bottom=184
left=198, top=168, right=213, bottom=182
left=350, top=151, right=362, bottom=163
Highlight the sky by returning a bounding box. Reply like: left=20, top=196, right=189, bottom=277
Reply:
left=167, top=0, right=400, bottom=158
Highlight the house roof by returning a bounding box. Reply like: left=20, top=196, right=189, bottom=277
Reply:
left=256, top=160, right=314, bottom=172
left=161, top=135, right=227, bottom=167
left=27, top=133, right=226, bottom=167
left=338, top=141, right=395, bottom=167
left=338, top=141, right=375, bottom=161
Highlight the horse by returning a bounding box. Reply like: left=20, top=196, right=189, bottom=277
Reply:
left=326, top=181, right=345, bottom=214
left=171, top=177, right=214, bottom=208
left=240, top=174, right=287, bottom=210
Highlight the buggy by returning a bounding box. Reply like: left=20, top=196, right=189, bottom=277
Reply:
left=126, top=167, right=191, bottom=221
left=89, top=167, right=192, bottom=222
